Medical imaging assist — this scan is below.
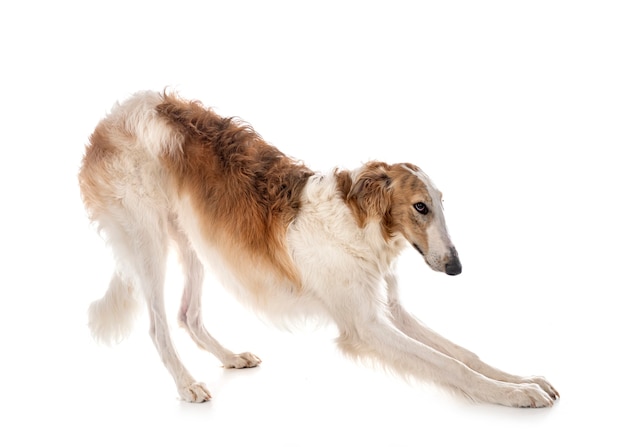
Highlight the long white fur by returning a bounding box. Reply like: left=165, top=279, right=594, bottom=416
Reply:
left=85, top=91, right=558, bottom=407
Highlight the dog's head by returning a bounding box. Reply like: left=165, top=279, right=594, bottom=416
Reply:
left=343, top=161, right=462, bottom=275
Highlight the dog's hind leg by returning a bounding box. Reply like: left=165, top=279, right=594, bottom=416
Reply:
left=169, top=219, right=261, bottom=369
left=104, top=209, right=211, bottom=403
left=384, top=273, right=559, bottom=400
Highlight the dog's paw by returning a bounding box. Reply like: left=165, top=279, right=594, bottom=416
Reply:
left=522, top=376, right=559, bottom=400
left=178, top=382, right=212, bottom=403
left=223, top=352, right=262, bottom=369
left=505, top=383, right=554, bottom=408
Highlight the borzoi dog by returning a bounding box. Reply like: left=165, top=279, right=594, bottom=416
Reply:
left=79, top=91, right=558, bottom=407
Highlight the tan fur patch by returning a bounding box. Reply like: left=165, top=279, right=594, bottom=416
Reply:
left=79, top=124, right=120, bottom=221
left=157, top=94, right=314, bottom=286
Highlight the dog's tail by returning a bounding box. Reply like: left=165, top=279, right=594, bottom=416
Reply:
left=88, top=272, right=142, bottom=344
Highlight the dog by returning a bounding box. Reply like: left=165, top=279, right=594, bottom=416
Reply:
left=79, top=91, right=559, bottom=407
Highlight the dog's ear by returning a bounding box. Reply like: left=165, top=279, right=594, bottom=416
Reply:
left=347, top=163, right=393, bottom=227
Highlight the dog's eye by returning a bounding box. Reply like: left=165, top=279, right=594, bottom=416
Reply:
left=414, top=202, right=429, bottom=215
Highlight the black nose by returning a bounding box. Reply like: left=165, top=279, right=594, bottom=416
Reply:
left=445, top=261, right=462, bottom=276
left=445, top=249, right=462, bottom=276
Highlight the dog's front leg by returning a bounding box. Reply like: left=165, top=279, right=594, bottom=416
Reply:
left=336, top=311, right=555, bottom=407
left=384, top=274, right=559, bottom=401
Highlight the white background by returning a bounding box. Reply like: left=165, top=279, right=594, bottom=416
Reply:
left=1, top=1, right=625, bottom=445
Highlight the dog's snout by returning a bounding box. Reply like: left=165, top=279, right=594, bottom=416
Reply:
left=445, top=248, right=462, bottom=276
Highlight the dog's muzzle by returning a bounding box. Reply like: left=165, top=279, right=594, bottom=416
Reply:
left=445, top=247, right=462, bottom=276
